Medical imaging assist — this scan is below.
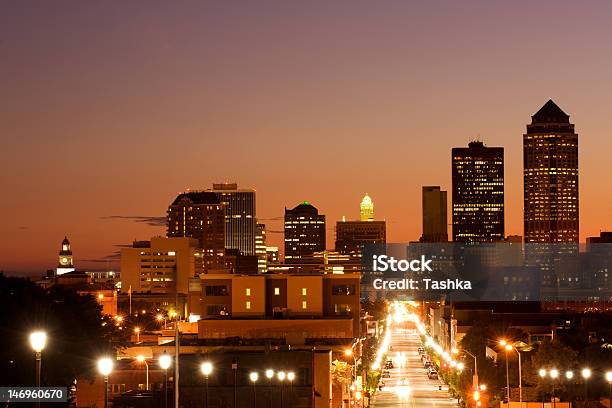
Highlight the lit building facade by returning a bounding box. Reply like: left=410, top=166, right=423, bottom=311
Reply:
left=524, top=99, right=579, bottom=244
left=335, top=220, right=386, bottom=259
left=199, top=272, right=361, bottom=341
left=452, top=141, right=504, bottom=242
left=167, top=191, right=225, bottom=272
left=255, top=223, right=267, bottom=273
left=120, top=237, right=200, bottom=295
left=211, top=183, right=256, bottom=256
left=284, top=201, right=326, bottom=263
left=56, top=236, right=75, bottom=275
left=360, top=193, right=374, bottom=221
left=421, top=186, right=448, bottom=242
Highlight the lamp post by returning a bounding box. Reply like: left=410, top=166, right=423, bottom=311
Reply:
left=201, top=362, right=213, bottom=408
left=287, top=372, right=295, bottom=407
left=539, top=369, right=546, bottom=406
left=345, top=348, right=356, bottom=405
left=265, top=369, right=274, bottom=408
left=463, top=349, right=479, bottom=389
left=29, top=331, right=47, bottom=408
left=159, top=353, right=172, bottom=408
left=135, top=355, right=149, bottom=390
left=505, top=344, right=522, bottom=403
left=97, top=358, right=113, bottom=408
left=134, top=327, right=141, bottom=343
left=550, top=368, right=559, bottom=408
left=582, top=368, right=591, bottom=407
left=277, top=371, right=286, bottom=408
left=606, top=372, right=612, bottom=408
left=500, top=340, right=510, bottom=402
left=250, top=372, right=258, bottom=408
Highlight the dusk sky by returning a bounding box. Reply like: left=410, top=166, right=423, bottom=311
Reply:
left=2, top=1, right=612, bottom=275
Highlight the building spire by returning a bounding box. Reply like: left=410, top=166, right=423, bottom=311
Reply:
left=360, top=193, right=374, bottom=221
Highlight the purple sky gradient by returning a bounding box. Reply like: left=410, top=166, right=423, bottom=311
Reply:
left=2, top=1, right=612, bottom=274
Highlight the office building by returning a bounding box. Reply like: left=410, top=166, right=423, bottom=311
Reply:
left=255, top=223, right=267, bottom=273
left=284, top=201, right=326, bottom=263
left=452, top=141, right=504, bottom=242
left=211, top=183, right=256, bottom=256
left=360, top=193, right=374, bottom=221
left=335, top=221, right=386, bottom=259
left=421, top=186, right=448, bottom=242
left=199, top=272, right=361, bottom=341
left=524, top=99, right=579, bottom=244
left=120, top=236, right=200, bottom=295
left=266, top=246, right=280, bottom=264
left=167, top=191, right=225, bottom=272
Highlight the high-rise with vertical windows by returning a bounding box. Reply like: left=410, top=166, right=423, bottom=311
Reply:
left=167, top=191, right=225, bottom=272
left=524, top=99, right=579, bottom=244
left=255, top=223, right=267, bottom=273
left=452, top=141, right=504, bottom=242
left=421, top=186, right=448, bottom=243
left=284, top=201, right=326, bottom=263
left=211, top=183, right=256, bottom=256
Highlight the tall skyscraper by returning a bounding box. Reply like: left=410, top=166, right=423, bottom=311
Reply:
left=167, top=191, right=225, bottom=272
left=336, top=194, right=386, bottom=259
left=452, top=141, right=504, bottom=242
left=211, top=183, right=256, bottom=256
left=255, top=223, right=267, bottom=273
left=524, top=99, right=579, bottom=243
left=284, top=201, right=326, bottom=263
left=421, top=186, right=448, bottom=242
left=360, top=193, right=374, bottom=221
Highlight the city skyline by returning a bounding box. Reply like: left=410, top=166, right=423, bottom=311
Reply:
left=3, top=2, right=612, bottom=274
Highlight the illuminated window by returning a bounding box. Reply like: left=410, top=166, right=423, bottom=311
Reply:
left=274, top=287, right=280, bottom=295
left=302, top=288, right=307, bottom=296
left=246, top=301, right=251, bottom=310
left=246, top=288, right=251, bottom=296
left=302, top=301, right=307, bottom=309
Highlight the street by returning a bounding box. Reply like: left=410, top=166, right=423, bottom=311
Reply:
left=371, top=325, right=458, bottom=408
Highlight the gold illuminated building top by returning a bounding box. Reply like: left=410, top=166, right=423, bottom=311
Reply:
left=360, top=193, right=374, bottom=221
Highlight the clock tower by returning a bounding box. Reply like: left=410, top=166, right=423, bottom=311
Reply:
left=57, top=236, right=75, bottom=275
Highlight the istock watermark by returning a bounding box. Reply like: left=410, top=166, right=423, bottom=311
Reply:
left=372, top=254, right=433, bottom=272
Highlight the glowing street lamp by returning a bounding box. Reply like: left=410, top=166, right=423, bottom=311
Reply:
left=134, top=327, right=141, bottom=342
left=29, top=331, right=47, bottom=387
left=135, top=355, right=149, bottom=390
left=29, top=331, right=47, bottom=408
left=565, top=371, right=574, bottom=380
left=606, top=371, right=612, bottom=406
left=201, top=362, right=213, bottom=408
left=248, top=372, right=259, bottom=408
left=97, top=357, right=113, bottom=408
left=582, top=368, right=592, bottom=407
left=159, top=353, right=171, bottom=408
left=277, top=371, right=286, bottom=408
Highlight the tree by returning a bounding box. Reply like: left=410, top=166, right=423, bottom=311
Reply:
left=0, top=275, right=124, bottom=387
left=522, top=339, right=579, bottom=400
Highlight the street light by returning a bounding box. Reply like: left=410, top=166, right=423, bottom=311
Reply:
left=277, top=371, right=286, bottom=408
left=29, top=331, right=47, bottom=386
left=135, top=355, right=149, bottom=390
left=159, top=353, right=171, bottom=408
left=134, top=327, right=141, bottom=342
left=565, top=371, right=574, bottom=380
left=97, top=358, right=113, bottom=408
left=29, top=331, right=47, bottom=408
left=582, top=368, right=591, bottom=407
left=606, top=371, right=612, bottom=407
left=250, top=372, right=258, bottom=408
left=500, top=340, right=511, bottom=402
left=201, top=362, right=213, bottom=408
